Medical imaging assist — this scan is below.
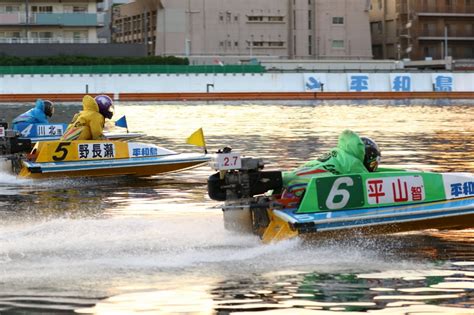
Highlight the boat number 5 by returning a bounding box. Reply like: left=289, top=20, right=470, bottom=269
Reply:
left=52, top=142, right=70, bottom=161
left=325, top=177, right=354, bottom=210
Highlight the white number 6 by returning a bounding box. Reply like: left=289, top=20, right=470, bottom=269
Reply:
left=325, top=177, right=353, bottom=210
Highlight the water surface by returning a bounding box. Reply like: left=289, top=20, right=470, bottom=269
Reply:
left=0, top=102, right=473, bottom=314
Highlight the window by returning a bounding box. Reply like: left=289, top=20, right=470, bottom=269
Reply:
left=423, top=23, right=436, bottom=36
left=370, top=22, right=377, bottom=34
left=248, top=16, right=263, bottom=21
left=465, top=46, right=474, bottom=58
left=423, top=45, right=436, bottom=58
left=332, top=40, right=344, bottom=48
left=447, top=24, right=456, bottom=36
left=293, top=10, right=296, bottom=29
left=293, top=35, right=296, bottom=55
left=332, top=17, right=344, bottom=24
left=308, top=35, right=312, bottom=55
left=268, top=41, right=284, bottom=47
left=234, top=41, right=239, bottom=47
left=32, top=6, right=53, bottom=13
left=73, top=31, right=85, bottom=43
left=308, top=10, right=312, bottom=29
left=268, top=16, right=284, bottom=22
left=31, top=31, right=54, bottom=43
left=219, top=13, right=223, bottom=22
left=3, top=6, right=20, bottom=13
left=31, top=31, right=53, bottom=38
left=466, top=24, right=473, bottom=36
left=73, top=6, right=87, bottom=13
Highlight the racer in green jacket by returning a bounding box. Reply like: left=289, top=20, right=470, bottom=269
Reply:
left=282, top=130, right=381, bottom=196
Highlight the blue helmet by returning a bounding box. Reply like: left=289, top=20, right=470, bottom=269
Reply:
left=95, top=95, right=114, bottom=119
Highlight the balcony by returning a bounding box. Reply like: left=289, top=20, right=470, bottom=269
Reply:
left=0, top=37, right=95, bottom=44
left=414, top=3, right=474, bottom=15
left=0, top=13, right=104, bottom=27
left=418, top=30, right=474, bottom=38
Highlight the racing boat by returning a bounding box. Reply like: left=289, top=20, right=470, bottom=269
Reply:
left=13, top=140, right=209, bottom=179
left=1, top=122, right=209, bottom=179
left=13, top=121, right=144, bottom=143
left=207, top=150, right=474, bottom=243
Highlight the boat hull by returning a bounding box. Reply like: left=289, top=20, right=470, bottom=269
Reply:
left=265, top=197, right=474, bottom=242
left=300, top=213, right=474, bottom=241
left=19, top=153, right=209, bottom=179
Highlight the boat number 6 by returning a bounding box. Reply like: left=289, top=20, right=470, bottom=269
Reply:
left=52, top=142, right=70, bottom=161
left=325, top=177, right=354, bottom=210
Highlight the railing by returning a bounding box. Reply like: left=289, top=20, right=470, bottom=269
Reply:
left=0, top=13, right=103, bottom=26
left=0, top=65, right=266, bottom=75
left=36, top=13, right=103, bottom=26
left=414, top=3, right=474, bottom=14
left=0, top=38, right=95, bottom=44
left=418, top=30, right=474, bottom=38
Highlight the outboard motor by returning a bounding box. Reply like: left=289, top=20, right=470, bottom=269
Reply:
left=0, top=120, right=32, bottom=156
left=208, top=153, right=282, bottom=202
left=207, top=148, right=283, bottom=234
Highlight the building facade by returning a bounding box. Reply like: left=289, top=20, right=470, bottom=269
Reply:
left=370, top=0, right=474, bottom=60
left=112, top=0, right=373, bottom=60
left=97, top=0, right=131, bottom=42
left=0, top=0, right=104, bottom=44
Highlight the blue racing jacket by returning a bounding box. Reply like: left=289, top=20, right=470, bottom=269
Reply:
left=12, top=99, right=49, bottom=130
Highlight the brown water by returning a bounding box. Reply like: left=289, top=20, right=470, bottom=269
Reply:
left=0, top=102, right=473, bottom=314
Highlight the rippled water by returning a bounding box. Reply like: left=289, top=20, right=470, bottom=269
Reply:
left=0, top=102, right=473, bottom=314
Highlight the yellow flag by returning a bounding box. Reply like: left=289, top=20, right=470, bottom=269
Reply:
left=186, top=128, right=206, bottom=147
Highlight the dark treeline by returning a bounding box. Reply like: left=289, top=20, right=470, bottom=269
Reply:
left=0, top=55, right=189, bottom=66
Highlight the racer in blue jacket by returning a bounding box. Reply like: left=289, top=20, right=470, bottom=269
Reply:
left=12, top=99, right=54, bottom=131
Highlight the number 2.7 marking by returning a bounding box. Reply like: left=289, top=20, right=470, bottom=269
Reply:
left=223, top=156, right=239, bottom=166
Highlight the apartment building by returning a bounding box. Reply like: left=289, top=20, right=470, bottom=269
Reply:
left=0, top=0, right=104, bottom=44
left=370, top=0, right=474, bottom=60
left=112, top=0, right=373, bottom=59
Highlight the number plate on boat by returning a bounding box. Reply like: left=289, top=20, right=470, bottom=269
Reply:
left=36, top=124, right=65, bottom=136
left=210, top=153, right=242, bottom=170
left=0, top=127, right=4, bottom=137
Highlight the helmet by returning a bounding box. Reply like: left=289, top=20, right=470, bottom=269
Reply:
left=43, top=100, right=54, bottom=118
left=361, top=137, right=381, bottom=172
left=95, top=95, right=114, bottom=119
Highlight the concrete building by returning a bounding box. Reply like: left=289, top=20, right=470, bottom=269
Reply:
left=0, top=0, right=104, bottom=44
left=112, top=0, right=373, bottom=60
left=98, top=0, right=131, bottom=42
left=370, top=0, right=474, bottom=61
